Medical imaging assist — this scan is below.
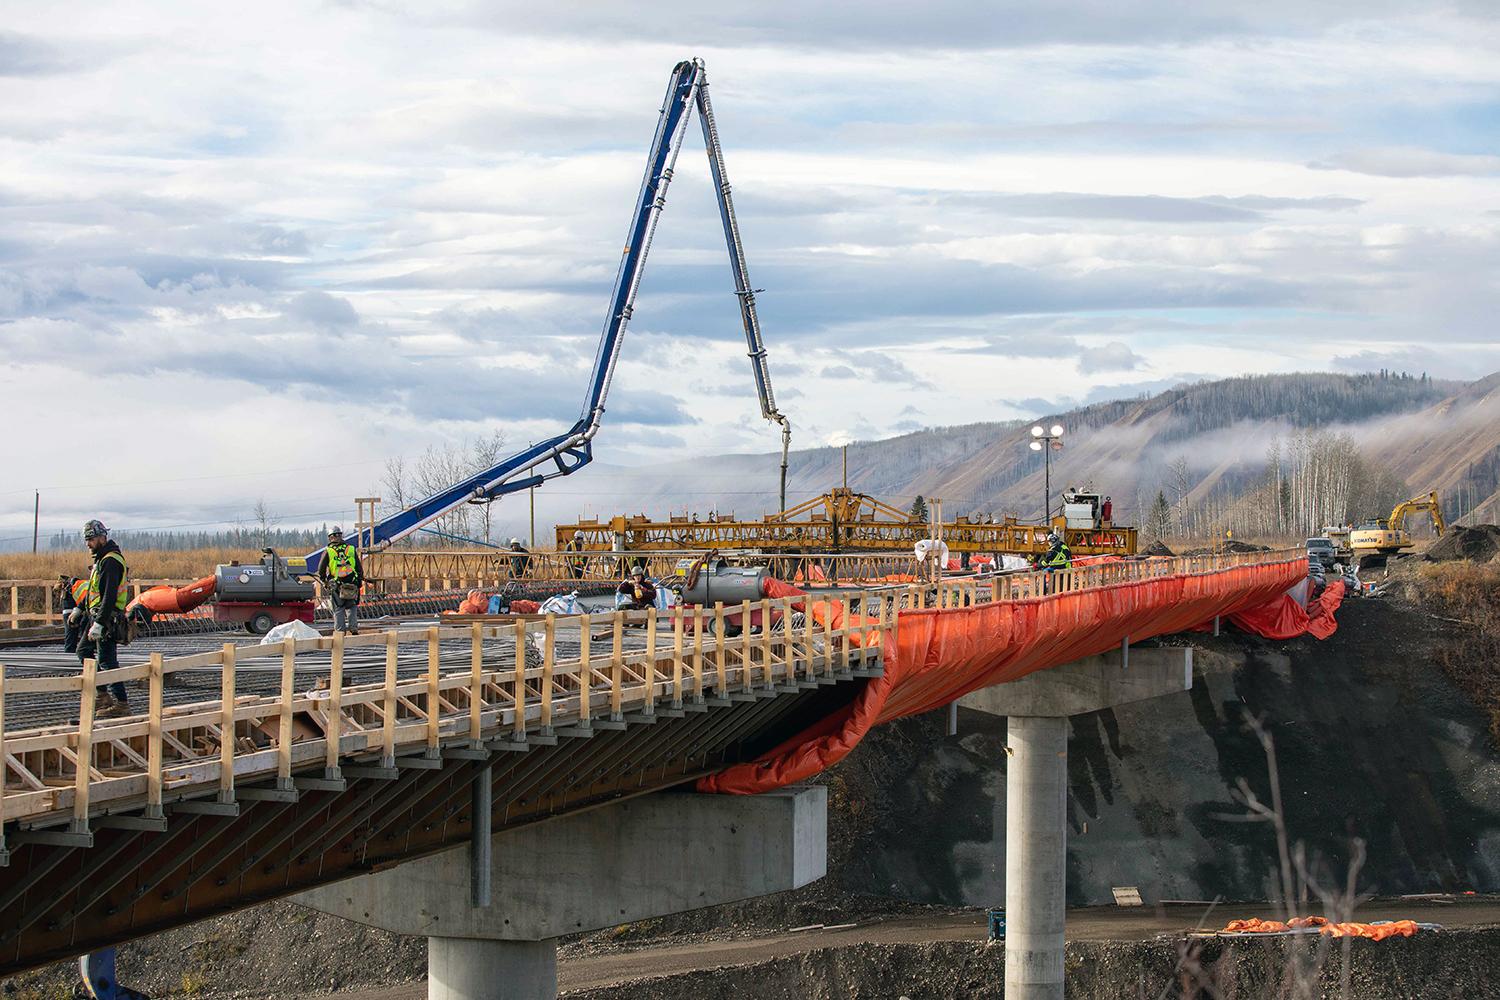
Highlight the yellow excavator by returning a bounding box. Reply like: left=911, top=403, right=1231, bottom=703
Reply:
left=1350, top=491, right=1445, bottom=561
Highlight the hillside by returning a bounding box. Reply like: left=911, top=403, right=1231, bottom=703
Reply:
left=537, top=370, right=1495, bottom=536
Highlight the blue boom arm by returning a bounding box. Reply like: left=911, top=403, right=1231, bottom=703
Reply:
left=307, top=59, right=785, bottom=572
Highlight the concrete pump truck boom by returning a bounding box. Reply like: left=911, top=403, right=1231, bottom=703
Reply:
left=301, top=58, right=792, bottom=577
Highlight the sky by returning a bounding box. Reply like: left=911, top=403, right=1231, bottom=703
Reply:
left=3, top=1, right=1500, bottom=545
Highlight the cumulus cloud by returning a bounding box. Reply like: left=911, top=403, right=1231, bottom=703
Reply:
left=1076, top=341, right=1144, bottom=374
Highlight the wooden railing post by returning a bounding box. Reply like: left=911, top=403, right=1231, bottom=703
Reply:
left=823, top=597, right=836, bottom=677
left=739, top=599, right=753, bottom=693
left=427, top=626, right=442, bottom=753
left=470, top=622, right=484, bottom=745
left=609, top=612, right=625, bottom=722
left=578, top=614, right=593, bottom=724
left=804, top=596, right=818, bottom=678
left=382, top=631, right=398, bottom=766
left=72, top=660, right=96, bottom=834
left=671, top=606, right=685, bottom=708
left=147, top=652, right=165, bottom=816
left=691, top=606, right=705, bottom=703
left=271, top=640, right=295, bottom=793
left=714, top=604, right=728, bottom=697
left=540, top=616, right=555, bottom=734
left=759, top=598, right=774, bottom=690
left=512, top=620, right=528, bottom=740
left=324, top=631, right=345, bottom=779
left=643, top=607, right=658, bottom=716
left=220, top=643, right=237, bottom=802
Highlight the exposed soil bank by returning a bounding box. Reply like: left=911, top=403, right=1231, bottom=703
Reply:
left=565, top=928, right=1500, bottom=1000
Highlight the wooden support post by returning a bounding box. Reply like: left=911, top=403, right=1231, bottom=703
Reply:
left=512, top=620, right=528, bottom=739
left=739, top=599, right=753, bottom=692
left=609, top=613, right=625, bottom=721
left=382, top=631, right=398, bottom=766
left=714, top=604, right=728, bottom=695
left=759, top=598, right=774, bottom=689
left=643, top=607, right=657, bottom=715
left=823, top=598, right=835, bottom=676
left=470, top=623, right=484, bottom=744
left=540, top=616, right=555, bottom=733
left=427, top=626, right=442, bottom=752
left=325, top=631, right=344, bottom=779
left=692, top=607, right=705, bottom=702
left=578, top=614, right=592, bottom=723
left=72, top=659, right=96, bottom=833
left=671, top=606, right=685, bottom=707
left=145, top=652, right=165, bottom=817
left=270, top=637, right=298, bottom=791
left=804, top=595, right=817, bottom=677
left=220, top=643, right=237, bottom=802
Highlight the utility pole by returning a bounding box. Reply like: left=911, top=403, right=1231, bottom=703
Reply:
left=32, top=491, right=39, bottom=554
left=529, top=484, right=536, bottom=548
left=842, top=444, right=848, bottom=489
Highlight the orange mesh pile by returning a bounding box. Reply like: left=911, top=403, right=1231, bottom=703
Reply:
left=701, top=558, right=1311, bottom=794
left=1220, top=916, right=1420, bottom=940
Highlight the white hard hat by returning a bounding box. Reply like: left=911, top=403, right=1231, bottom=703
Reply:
left=509, top=537, right=520, bottom=545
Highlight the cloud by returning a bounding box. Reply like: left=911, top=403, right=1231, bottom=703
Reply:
left=1308, top=147, right=1500, bottom=178
left=1076, top=341, right=1144, bottom=374
left=286, top=290, right=360, bottom=327
left=0, top=31, right=74, bottom=76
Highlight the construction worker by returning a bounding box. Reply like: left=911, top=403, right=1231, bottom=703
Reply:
left=508, top=537, right=531, bottom=578
left=319, top=527, right=363, bottom=634
left=563, top=534, right=586, bottom=580
left=617, top=565, right=657, bottom=611
left=58, top=573, right=89, bottom=653
left=74, top=520, right=131, bottom=717
left=1042, top=531, right=1072, bottom=570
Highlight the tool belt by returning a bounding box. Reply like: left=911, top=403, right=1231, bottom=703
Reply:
left=335, top=581, right=361, bottom=602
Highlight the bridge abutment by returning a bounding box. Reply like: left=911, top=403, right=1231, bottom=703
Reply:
left=960, top=647, right=1193, bottom=1000
left=295, top=783, right=826, bottom=999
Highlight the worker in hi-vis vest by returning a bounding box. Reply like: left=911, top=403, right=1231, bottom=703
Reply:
left=319, top=526, right=364, bottom=634
left=73, top=519, right=132, bottom=717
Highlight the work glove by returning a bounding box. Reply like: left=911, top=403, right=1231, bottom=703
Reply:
left=87, top=622, right=104, bottom=641
left=68, top=607, right=84, bottom=625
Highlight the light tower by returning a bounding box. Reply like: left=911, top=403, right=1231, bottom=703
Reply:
left=1028, top=423, right=1065, bottom=523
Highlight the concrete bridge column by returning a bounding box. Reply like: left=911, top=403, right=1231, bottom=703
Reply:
left=295, top=784, right=826, bottom=1000
left=961, top=647, right=1194, bottom=1000
left=428, top=937, right=556, bottom=1000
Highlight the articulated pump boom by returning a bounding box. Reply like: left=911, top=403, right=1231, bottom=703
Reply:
left=305, top=59, right=790, bottom=574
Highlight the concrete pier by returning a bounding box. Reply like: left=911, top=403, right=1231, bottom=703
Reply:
left=961, top=647, right=1193, bottom=1000
left=428, top=937, right=556, bottom=1000
left=296, top=784, right=826, bottom=1000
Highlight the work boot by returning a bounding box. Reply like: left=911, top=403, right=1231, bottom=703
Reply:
left=99, top=700, right=131, bottom=719
left=94, top=692, right=118, bottom=714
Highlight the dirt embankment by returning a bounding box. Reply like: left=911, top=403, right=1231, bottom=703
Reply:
left=564, top=930, right=1500, bottom=1000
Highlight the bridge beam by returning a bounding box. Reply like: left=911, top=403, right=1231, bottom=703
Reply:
left=960, top=647, right=1193, bottom=1000
left=295, top=783, right=826, bottom=999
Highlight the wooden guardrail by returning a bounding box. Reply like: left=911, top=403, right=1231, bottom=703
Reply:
left=0, top=547, right=1303, bottom=852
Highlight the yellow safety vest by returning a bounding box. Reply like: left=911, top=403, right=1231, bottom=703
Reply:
left=326, top=542, right=359, bottom=579
left=87, top=551, right=129, bottom=614
left=69, top=578, right=90, bottom=606
left=1044, top=545, right=1071, bottom=568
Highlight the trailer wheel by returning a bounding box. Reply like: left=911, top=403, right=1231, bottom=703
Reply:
left=248, top=611, right=276, bottom=636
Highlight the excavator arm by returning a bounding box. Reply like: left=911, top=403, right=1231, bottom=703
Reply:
left=1390, top=491, right=1445, bottom=536
left=305, top=59, right=789, bottom=572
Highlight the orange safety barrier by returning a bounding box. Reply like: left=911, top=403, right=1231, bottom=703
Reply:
left=1207, top=579, right=1345, bottom=640
left=701, top=558, right=1310, bottom=794
left=129, top=575, right=217, bottom=615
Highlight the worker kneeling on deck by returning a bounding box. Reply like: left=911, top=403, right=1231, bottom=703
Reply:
left=1039, top=531, right=1071, bottom=592
left=320, top=527, right=364, bottom=635
left=58, top=573, right=90, bottom=653
left=75, top=520, right=132, bottom=718
left=617, top=565, right=657, bottom=611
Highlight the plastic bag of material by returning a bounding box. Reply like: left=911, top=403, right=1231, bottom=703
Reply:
left=487, top=594, right=504, bottom=614
left=262, top=619, right=320, bottom=645
left=539, top=591, right=581, bottom=616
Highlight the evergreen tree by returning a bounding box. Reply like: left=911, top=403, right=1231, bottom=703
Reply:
left=909, top=495, right=929, bottom=522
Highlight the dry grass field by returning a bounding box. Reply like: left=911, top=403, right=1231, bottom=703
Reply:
left=0, top=548, right=262, bottom=583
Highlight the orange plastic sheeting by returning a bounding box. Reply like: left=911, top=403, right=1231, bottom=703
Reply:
left=457, top=590, right=490, bottom=614
left=130, top=575, right=216, bottom=615
left=699, top=559, right=1306, bottom=795
left=763, top=577, right=880, bottom=649
left=1222, top=916, right=1327, bottom=933
left=1320, top=920, right=1419, bottom=940
left=1212, top=579, right=1345, bottom=640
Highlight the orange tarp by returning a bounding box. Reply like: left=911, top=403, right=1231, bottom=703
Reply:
left=700, top=558, right=1311, bottom=795
left=1220, top=916, right=1420, bottom=940
left=1212, top=579, right=1345, bottom=640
